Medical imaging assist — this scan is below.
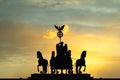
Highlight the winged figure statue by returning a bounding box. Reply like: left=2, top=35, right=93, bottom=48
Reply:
left=54, top=25, right=65, bottom=32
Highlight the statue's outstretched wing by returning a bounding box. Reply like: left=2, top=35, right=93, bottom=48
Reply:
left=54, top=25, right=59, bottom=30
left=60, top=25, right=65, bottom=30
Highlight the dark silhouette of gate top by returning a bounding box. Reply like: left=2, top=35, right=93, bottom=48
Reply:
left=54, top=25, right=65, bottom=42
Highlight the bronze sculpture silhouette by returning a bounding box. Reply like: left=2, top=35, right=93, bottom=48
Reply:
left=54, top=25, right=64, bottom=32
left=49, top=25, right=73, bottom=74
left=76, top=50, right=87, bottom=74
left=50, top=42, right=73, bottom=74
left=36, top=25, right=87, bottom=75
left=54, top=25, right=65, bottom=42
left=37, top=51, right=48, bottom=74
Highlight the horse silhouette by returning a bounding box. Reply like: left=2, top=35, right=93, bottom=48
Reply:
left=76, top=50, right=87, bottom=74
left=37, top=51, right=48, bottom=74
left=50, top=51, right=56, bottom=74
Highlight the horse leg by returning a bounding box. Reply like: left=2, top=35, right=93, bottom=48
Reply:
left=76, top=66, right=78, bottom=74
left=69, top=69, right=73, bottom=74
left=51, top=66, right=55, bottom=74
left=83, top=65, right=86, bottom=72
left=44, top=66, right=47, bottom=74
left=42, top=66, right=44, bottom=74
left=68, top=69, right=70, bottom=74
left=37, top=65, right=39, bottom=72
left=51, top=66, right=53, bottom=74
left=79, top=66, right=82, bottom=74
left=61, top=69, right=63, bottom=74
left=71, top=69, right=73, bottom=74
left=53, top=68, right=56, bottom=74
left=66, top=69, right=68, bottom=74
left=55, top=69, right=57, bottom=74
left=43, top=66, right=47, bottom=74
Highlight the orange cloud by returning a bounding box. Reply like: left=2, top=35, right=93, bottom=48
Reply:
left=43, top=30, right=56, bottom=39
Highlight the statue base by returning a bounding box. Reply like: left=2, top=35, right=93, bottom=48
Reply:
left=28, top=74, right=93, bottom=80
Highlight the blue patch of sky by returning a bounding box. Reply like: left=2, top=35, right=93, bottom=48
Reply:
left=0, top=0, right=120, bottom=27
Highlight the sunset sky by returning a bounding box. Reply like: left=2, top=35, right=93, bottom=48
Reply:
left=0, top=0, right=120, bottom=78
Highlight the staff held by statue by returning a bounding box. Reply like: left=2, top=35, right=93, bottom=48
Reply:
left=54, top=25, right=65, bottom=42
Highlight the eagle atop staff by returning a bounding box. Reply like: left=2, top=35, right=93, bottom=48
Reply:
left=54, top=25, right=65, bottom=42
left=54, top=25, right=65, bottom=32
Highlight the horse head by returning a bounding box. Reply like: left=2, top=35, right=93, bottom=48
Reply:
left=80, top=50, right=87, bottom=59
left=37, top=51, right=43, bottom=60
left=76, top=50, right=87, bottom=74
